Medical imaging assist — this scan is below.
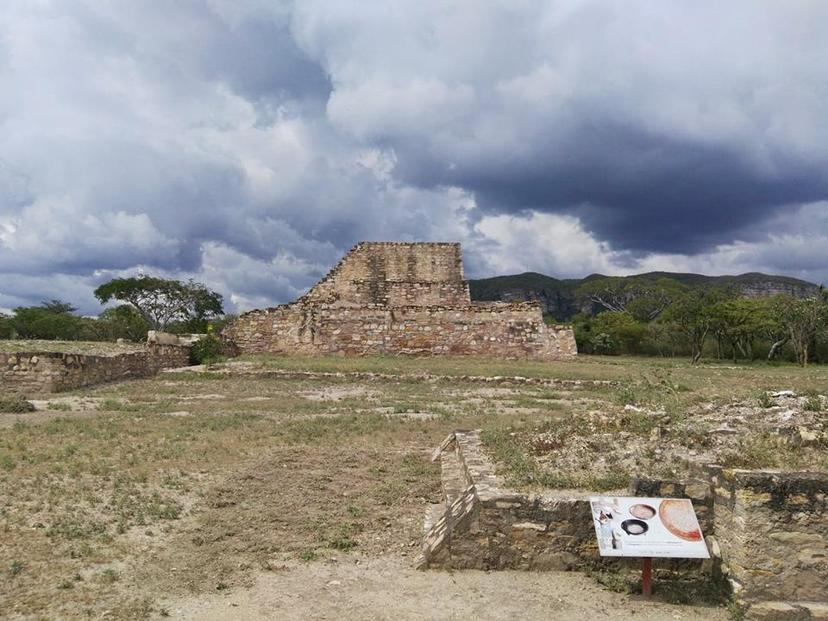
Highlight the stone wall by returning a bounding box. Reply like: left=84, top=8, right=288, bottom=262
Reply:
left=419, top=431, right=597, bottom=571
left=301, top=242, right=468, bottom=306
left=712, top=468, right=828, bottom=617
left=421, top=431, right=828, bottom=620
left=225, top=302, right=576, bottom=360
left=224, top=242, right=577, bottom=361
left=0, top=344, right=190, bottom=394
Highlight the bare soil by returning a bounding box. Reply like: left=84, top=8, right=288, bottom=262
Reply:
left=4, top=354, right=825, bottom=619
left=166, top=556, right=725, bottom=621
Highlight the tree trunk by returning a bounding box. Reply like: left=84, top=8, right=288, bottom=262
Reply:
left=767, top=338, right=787, bottom=361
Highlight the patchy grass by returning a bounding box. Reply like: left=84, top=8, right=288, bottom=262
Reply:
left=0, top=394, right=36, bottom=413
left=1, top=353, right=826, bottom=619
left=481, top=426, right=630, bottom=491
left=0, top=340, right=144, bottom=355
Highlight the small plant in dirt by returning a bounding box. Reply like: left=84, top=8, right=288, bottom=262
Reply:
left=47, top=401, right=72, bottom=411
left=299, top=549, right=318, bottom=562
left=614, top=383, right=638, bottom=406
left=804, top=394, right=823, bottom=412
left=99, top=398, right=140, bottom=412
left=99, top=568, right=120, bottom=583
left=190, top=333, right=225, bottom=365
left=727, top=599, right=746, bottom=621
left=0, top=452, right=15, bottom=471
left=757, top=392, right=774, bottom=408
left=0, top=394, right=35, bottom=413
left=320, top=522, right=360, bottom=551
left=9, top=560, right=24, bottom=576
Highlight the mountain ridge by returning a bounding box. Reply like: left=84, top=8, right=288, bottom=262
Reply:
left=468, top=270, right=822, bottom=321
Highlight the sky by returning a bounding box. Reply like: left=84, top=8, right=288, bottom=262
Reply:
left=1, top=0, right=827, bottom=315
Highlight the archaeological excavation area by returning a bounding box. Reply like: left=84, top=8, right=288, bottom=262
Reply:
left=1, top=349, right=826, bottom=620
left=0, top=246, right=824, bottom=621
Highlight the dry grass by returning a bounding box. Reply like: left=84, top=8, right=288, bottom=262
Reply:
left=1, top=353, right=826, bottom=619
left=0, top=339, right=144, bottom=355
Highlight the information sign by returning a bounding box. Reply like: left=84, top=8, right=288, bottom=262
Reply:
left=590, top=496, right=709, bottom=559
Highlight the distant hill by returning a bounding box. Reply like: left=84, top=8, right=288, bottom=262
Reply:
left=468, top=271, right=822, bottom=321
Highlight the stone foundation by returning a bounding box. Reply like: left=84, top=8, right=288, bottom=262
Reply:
left=224, top=242, right=577, bottom=361
left=421, top=431, right=828, bottom=619
left=0, top=344, right=190, bottom=394
left=712, top=468, right=828, bottom=618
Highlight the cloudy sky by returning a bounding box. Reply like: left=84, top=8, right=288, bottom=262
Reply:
left=1, top=1, right=827, bottom=314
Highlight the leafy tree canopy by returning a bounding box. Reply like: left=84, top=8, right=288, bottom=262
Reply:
left=94, top=276, right=224, bottom=331
left=771, top=290, right=828, bottom=366
left=577, top=277, right=685, bottom=321
left=12, top=302, right=88, bottom=340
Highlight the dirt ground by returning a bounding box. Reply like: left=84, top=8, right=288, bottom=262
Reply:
left=166, top=557, right=726, bottom=621
left=3, top=354, right=826, bottom=620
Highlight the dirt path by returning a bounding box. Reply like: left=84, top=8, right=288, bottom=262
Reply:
left=164, top=556, right=727, bottom=621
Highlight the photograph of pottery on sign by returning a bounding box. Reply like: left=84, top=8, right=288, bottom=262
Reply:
left=590, top=497, right=710, bottom=558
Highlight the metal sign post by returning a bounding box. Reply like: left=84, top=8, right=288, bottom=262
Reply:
left=641, top=557, right=653, bottom=598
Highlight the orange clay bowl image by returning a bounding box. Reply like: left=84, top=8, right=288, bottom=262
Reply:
left=659, top=499, right=702, bottom=541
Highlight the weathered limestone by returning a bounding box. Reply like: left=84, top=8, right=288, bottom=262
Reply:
left=224, top=242, right=577, bottom=360
left=418, top=430, right=601, bottom=571
left=147, top=330, right=182, bottom=345
left=0, top=344, right=190, bottom=394
left=712, top=468, right=828, bottom=617
left=422, top=431, right=828, bottom=620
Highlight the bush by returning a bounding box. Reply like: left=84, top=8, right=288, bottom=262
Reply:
left=97, top=305, right=149, bottom=342
left=0, top=395, right=36, bottom=413
left=190, top=334, right=224, bottom=365
left=0, top=314, right=14, bottom=339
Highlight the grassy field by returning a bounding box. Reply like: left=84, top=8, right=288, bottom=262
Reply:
left=0, top=340, right=145, bottom=355
left=1, top=353, right=826, bottom=619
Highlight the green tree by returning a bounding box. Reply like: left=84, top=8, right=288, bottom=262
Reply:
left=0, top=313, right=14, bottom=339
left=39, top=299, right=77, bottom=314
left=771, top=292, right=828, bottom=366
left=570, top=313, right=595, bottom=353
left=589, top=311, right=647, bottom=355
left=577, top=277, right=683, bottom=321
left=12, top=300, right=85, bottom=340
left=97, top=305, right=150, bottom=342
left=662, top=290, right=724, bottom=364
left=709, top=298, right=773, bottom=362
left=94, top=276, right=224, bottom=331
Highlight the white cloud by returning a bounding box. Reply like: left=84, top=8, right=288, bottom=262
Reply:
left=0, top=1, right=826, bottom=315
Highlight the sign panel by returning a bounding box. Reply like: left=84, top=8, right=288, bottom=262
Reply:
left=589, top=496, right=710, bottom=559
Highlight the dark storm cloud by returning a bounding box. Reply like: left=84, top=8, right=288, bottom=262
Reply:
left=444, top=125, right=828, bottom=253
left=306, top=0, right=828, bottom=255
left=2, top=0, right=828, bottom=314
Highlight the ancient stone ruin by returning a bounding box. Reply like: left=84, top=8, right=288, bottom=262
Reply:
left=0, top=343, right=189, bottom=394
left=422, top=431, right=828, bottom=619
left=223, top=242, right=577, bottom=360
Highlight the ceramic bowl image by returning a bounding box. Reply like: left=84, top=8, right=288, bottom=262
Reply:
left=620, top=519, right=649, bottom=536
left=629, top=503, right=656, bottom=520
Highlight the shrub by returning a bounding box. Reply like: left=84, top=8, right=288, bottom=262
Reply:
left=757, top=392, right=774, bottom=408
left=0, top=395, right=36, bottom=413
left=190, top=334, right=224, bottom=365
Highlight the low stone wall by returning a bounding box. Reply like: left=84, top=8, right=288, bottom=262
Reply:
left=418, top=431, right=597, bottom=571
left=712, top=468, right=828, bottom=616
left=421, top=431, right=828, bottom=619
left=0, top=344, right=190, bottom=394
left=224, top=302, right=577, bottom=361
